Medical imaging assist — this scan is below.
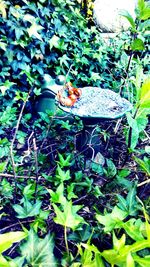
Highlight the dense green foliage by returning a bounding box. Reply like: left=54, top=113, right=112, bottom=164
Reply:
left=0, top=0, right=150, bottom=266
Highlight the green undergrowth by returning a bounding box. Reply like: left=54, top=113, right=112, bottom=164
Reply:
left=0, top=0, right=150, bottom=266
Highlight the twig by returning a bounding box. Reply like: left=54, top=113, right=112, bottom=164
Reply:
left=33, top=137, right=39, bottom=201
left=137, top=179, right=150, bottom=187
left=73, top=194, right=87, bottom=204
left=10, top=89, right=32, bottom=202
left=0, top=173, right=36, bottom=179
left=64, top=64, right=73, bottom=85
left=114, top=118, right=122, bottom=134
left=0, top=219, right=34, bottom=234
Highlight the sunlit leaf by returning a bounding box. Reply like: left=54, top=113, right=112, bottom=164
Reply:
left=131, top=39, right=145, bottom=51
left=27, top=23, right=44, bottom=41
left=119, top=10, right=136, bottom=29
left=13, top=199, right=42, bottom=218
left=139, top=78, right=150, bottom=108
left=20, top=229, right=56, bottom=267
left=134, top=255, right=150, bottom=267
left=96, top=206, right=127, bottom=232
left=126, top=252, right=135, bottom=267
left=0, top=0, right=7, bottom=18
left=53, top=200, right=85, bottom=230
left=0, top=231, right=27, bottom=254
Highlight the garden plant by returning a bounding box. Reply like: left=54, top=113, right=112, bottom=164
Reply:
left=0, top=0, right=150, bottom=266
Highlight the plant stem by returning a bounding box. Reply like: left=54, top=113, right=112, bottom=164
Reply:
left=33, top=137, right=39, bottom=202
left=127, top=107, right=139, bottom=149
left=64, top=225, right=69, bottom=256
left=120, top=52, right=133, bottom=97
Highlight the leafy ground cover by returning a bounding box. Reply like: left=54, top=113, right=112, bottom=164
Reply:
left=0, top=0, right=150, bottom=266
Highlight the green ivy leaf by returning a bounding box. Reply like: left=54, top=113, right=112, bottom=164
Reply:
left=134, top=255, right=150, bottom=267
left=57, top=153, right=72, bottom=168
left=49, top=35, right=60, bottom=50
left=27, top=22, right=44, bottom=41
left=105, top=159, right=117, bottom=178
left=47, top=183, right=66, bottom=204
left=0, top=231, right=27, bottom=254
left=13, top=199, right=42, bottom=219
left=20, top=229, right=56, bottom=267
left=53, top=200, right=85, bottom=230
left=126, top=252, right=135, bottom=267
left=121, top=218, right=145, bottom=241
left=96, top=206, right=127, bottom=232
left=0, top=81, right=15, bottom=95
left=113, top=232, right=126, bottom=251
left=55, top=165, right=71, bottom=182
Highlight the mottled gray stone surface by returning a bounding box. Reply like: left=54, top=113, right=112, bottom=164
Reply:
left=93, top=0, right=137, bottom=32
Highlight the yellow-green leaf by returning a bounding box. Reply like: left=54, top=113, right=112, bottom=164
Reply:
left=27, top=23, right=44, bottom=41
left=126, top=253, right=135, bottom=267
left=139, top=78, right=150, bottom=108
left=0, top=0, right=7, bottom=19
left=0, top=231, right=27, bottom=254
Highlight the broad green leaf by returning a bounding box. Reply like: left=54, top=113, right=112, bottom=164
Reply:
left=53, top=200, right=85, bottom=230
left=27, top=23, right=44, bottom=41
left=49, top=35, right=60, bottom=50
left=13, top=199, right=42, bottom=218
left=126, top=252, right=135, bottom=267
left=0, top=41, right=7, bottom=51
left=121, top=219, right=145, bottom=241
left=126, top=185, right=138, bottom=215
left=138, top=0, right=145, bottom=11
left=0, top=161, right=7, bottom=172
left=47, top=183, right=66, bottom=204
left=0, top=0, right=7, bottom=18
left=131, top=39, right=145, bottom=51
left=137, top=0, right=150, bottom=20
left=119, top=10, right=136, bottom=29
left=140, top=8, right=150, bottom=20
left=145, top=146, right=150, bottom=154
left=96, top=206, right=127, bottom=232
left=113, top=232, right=126, bottom=251
left=55, top=165, right=71, bottom=182
left=0, top=254, right=17, bottom=267
left=101, top=239, right=150, bottom=265
left=139, top=78, right=150, bottom=108
left=0, top=81, right=15, bottom=95
left=136, top=115, right=148, bottom=133
left=0, top=232, right=27, bottom=254
left=106, top=159, right=117, bottom=178
left=134, top=156, right=150, bottom=176
left=23, top=14, right=36, bottom=23
left=57, top=153, right=72, bottom=168
left=117, top=195, right=128, bottom=212
left=134, top=255, right=150, bottom=267
left=126, top=113, right=139, bottom=149
left=20, top=229, right=56, bottom=267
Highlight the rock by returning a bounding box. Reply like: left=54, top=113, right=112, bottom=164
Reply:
left=93, top=0, right=137, bottom=32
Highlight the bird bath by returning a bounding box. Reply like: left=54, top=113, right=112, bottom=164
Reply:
left=35, top=77, right=132, bottom=164
left=58, top=87, right=132, bottom=164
